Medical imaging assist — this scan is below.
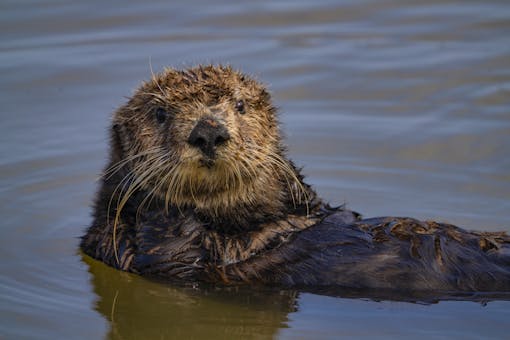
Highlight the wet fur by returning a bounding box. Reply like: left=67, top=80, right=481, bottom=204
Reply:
left=81, top=65, right=510, bottom=292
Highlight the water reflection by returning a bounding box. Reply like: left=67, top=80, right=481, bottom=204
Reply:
left=82, top=255, right=297, bottom=339
left=83, top=251, right=510, bottom=339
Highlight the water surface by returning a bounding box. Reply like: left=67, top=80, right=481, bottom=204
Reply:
left=1, top=0, right=510, bottom=339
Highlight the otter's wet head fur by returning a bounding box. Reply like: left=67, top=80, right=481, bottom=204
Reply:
left=81, top=65, right=510, bottom=295
left=106, top=65, right=316, bottom=229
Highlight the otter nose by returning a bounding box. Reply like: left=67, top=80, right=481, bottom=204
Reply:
left=187, top=116, right=230, bottom=158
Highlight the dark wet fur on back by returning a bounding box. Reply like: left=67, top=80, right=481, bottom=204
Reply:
left=81, top=65, right=510, bottom=294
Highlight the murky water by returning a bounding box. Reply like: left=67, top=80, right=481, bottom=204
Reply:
left=1, top=0, right=510, bottom=338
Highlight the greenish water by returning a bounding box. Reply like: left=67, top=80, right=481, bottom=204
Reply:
left=1, top=0, right=510, bottom=338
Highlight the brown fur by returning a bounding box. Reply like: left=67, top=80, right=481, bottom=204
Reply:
left=81, top=65, right=510, bottom=293
left=107, top=66, right=312, bottom=227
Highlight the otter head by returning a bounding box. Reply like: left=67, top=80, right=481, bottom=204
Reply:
left=108, top=65, right=314, bottom=228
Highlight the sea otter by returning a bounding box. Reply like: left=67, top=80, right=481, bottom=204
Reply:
left=81, top=65, right=510, bottom=292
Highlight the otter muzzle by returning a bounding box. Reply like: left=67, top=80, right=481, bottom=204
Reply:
left=187, top=116, right=230, bottom=159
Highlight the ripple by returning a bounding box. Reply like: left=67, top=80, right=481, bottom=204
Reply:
left=1, top=0, right=510, bottom=338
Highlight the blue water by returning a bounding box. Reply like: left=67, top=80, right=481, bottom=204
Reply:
left=1, top=0, right=509, bottom=338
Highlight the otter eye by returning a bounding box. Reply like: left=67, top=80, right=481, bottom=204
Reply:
left=235, top=100, right=245, bottom=114
left=155, top=108, right=168, bottom=124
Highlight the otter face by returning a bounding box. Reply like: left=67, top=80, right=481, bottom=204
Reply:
left=110, top=65, right=294, bottom=214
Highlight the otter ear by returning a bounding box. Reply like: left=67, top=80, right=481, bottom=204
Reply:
left=260, top=89, right=271, bottom=101
left=255, top=89, right=273, bottom=111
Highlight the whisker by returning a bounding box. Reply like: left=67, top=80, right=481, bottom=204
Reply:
left=103, top=148, right=161, bottom=179
left=149, top=57, right=166, bottom=96
left=135, top=155, right=170, bottom=219
left=248, top=145, right=311, bottom=215
left=108, top=151, right=166, bottom=264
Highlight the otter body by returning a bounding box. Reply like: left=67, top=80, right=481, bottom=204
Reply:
left=81, top=65, right=510, bottom=293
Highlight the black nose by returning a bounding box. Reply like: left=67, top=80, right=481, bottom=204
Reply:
left=187, top=116, right=230, bottom=158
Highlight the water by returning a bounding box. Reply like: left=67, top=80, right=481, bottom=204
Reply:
left=1, top=0, right=510, bottom=338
